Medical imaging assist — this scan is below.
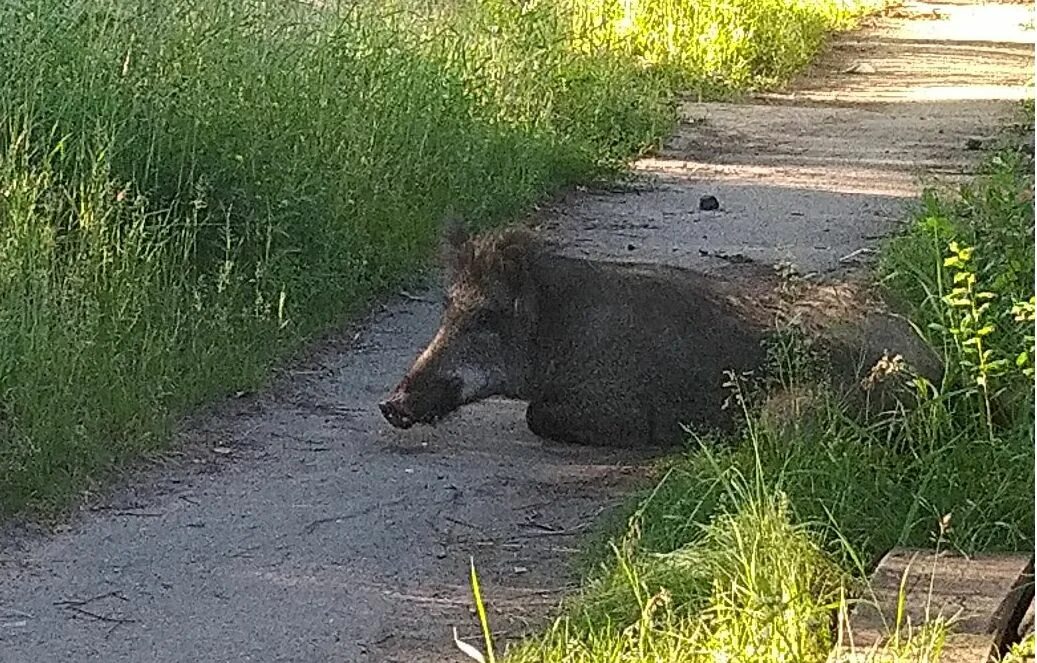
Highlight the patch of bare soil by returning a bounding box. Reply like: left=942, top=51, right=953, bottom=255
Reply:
left=0, top=2, right=1032, bottom=661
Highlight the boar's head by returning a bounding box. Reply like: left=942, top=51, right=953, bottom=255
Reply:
left=379, top=224, right=539, bottom=429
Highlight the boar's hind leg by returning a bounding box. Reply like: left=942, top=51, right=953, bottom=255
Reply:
left=525, top=392, right=650, bottom=447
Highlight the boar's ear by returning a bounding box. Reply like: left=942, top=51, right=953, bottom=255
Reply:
left=442, top=216, right=468, bottom=252
left=500, top=242, right=529, bottom=288
left=501, top=241, right=538, bottom=321
left=439, top=217, right=470, bottom=278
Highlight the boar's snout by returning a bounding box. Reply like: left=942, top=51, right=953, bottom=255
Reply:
left=378, top=394, right=417, bottom=429
left=378, top=372, right=464, bottom=430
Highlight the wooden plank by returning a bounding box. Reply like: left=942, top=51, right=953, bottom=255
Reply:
left=830, top=549, right=1034, bottom=663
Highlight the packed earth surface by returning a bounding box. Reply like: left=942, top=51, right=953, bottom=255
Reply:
left=0, top=1, right=1033, bottom=661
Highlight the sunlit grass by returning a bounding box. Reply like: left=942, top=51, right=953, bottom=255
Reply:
left=1002, top=633, right=1036, bottom=663
left=475, top=429, right=971, bottom=663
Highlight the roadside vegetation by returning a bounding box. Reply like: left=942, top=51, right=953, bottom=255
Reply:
left=472, top=110, right=1036, bottom=662
left=0, top=0, right=872, bottom=513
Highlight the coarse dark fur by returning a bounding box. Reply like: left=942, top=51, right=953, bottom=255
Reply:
left=379, top=225, right=942, bottom=447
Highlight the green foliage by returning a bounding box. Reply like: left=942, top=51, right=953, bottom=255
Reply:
left=880, top=149, right=1035, bottom=435
left=1002, top=633, right=1036, bottom=663
left=627, top=397, right=1032, bottom=562
left=565, top=0, right=874, bottom=95
left=504, top=473, right=848, bottom=663
left=498, top=380, right=1031, bottom=662
left=0, top=132, right=281, bottom=508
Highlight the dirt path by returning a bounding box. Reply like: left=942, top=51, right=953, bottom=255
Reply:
left=0, top=2, right=1032, bottom=662
left=541, top=0, right=1033, bottom=275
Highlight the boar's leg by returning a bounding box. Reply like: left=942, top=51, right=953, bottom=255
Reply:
left=525, top=388, right=652, bottom=447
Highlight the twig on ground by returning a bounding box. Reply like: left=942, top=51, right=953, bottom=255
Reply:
left=522, top=516, right=562, bottom=533
left=302, top=496, right=407, bottom=534
left=515, top=499, right=555, bottom=510
left=399, top=290, right=434, bottom=303
left=516, top=513, right=595, bottom=538
left=89, top=505, right=163, bottom=517
left=471, top=539, right=521, bottom=549
left=495, top=586, right=574, bottom=597
left=444, top=515, right=480, bottom=530
left=838, top=247, right=875, bottom=263
left=302, top=516, right=342, bottom=535
left=54, top=591, right=128, bottom=607
left=514, top=527, right=587, bottom=538
left=323, top=406, right=365, bottom=416
left=63, top=606, right=137, bottom=625
left=549, top=546, right=580, bottom=554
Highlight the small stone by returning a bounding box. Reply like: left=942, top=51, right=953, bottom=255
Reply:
left=626, top=244, right=636, bottom=251
left=1021, top=134, right=1035, bottom=156
left=965, top=137, right=983, bottom=150
left=844, top=62, right=876, bottom=74
left=699, top=195, right=720, bottom=211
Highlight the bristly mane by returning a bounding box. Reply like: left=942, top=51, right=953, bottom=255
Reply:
left=453, top=225, right=539, bottom=283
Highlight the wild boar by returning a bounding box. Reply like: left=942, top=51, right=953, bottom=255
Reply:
left=378, top=225, right=941, bottom=447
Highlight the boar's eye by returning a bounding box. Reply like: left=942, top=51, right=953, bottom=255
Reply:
left=468, top=308, right=505, bottom=328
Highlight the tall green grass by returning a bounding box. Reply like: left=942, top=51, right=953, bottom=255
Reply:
left=496, top=374, right=1031, bottom=660
left=568, top=0, right=865, bottom=95
left=880, top=148, right=1035, bottom=438
left=500, top=476, right=850, bottom=663
left=0, top=0, right=871, bottom=513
